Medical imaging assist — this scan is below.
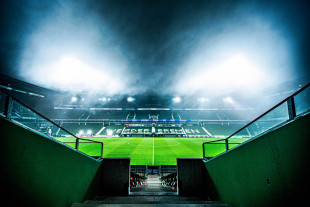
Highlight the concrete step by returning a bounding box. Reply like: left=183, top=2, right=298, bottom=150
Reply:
left=72, top=204, right=228, bottom=207
left=93, top=196, right=212, bottom=202
left=83, top=200, right=222, bottom=205
left=71, top=196, right=229, bottom=207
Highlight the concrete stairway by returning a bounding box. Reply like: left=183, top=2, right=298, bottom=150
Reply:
left=71, top=196, right=229, bottom=206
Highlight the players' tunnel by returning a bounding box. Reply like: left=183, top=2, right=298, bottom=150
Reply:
left=129, top=165, right=178, bottom=195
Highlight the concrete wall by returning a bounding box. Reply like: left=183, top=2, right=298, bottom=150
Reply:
left=203, top=113, right=310, bottom=207
left=177, top=158, right=209, bottom=197
left=101, top=158, right=130, bottom=196
left=0, top=117, right=103, bottom=207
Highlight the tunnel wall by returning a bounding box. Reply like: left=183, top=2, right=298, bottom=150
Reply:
left=0, top=117, right=103, bottom=207
left=203, top=113, right=310, bottom=207
left=177, top=158, right=209, bottom=196
left=101, top=158, right=130, bottom=196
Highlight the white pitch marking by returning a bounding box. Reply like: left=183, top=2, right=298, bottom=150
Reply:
left=152, top=137, right=155, bottom=165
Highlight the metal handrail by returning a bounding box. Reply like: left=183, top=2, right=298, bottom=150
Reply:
left=203, top=83, right=310, bottom=158
left=0, top=88, right=103, bottom=158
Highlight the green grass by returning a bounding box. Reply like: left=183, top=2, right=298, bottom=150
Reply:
left=55, top=137, right=248, bottom=165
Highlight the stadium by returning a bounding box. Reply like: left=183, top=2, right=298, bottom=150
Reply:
left=1, top=0, right=310, bottom=207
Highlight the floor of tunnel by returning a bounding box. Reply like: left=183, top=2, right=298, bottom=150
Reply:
left=130, top=173, right=177, bottom=195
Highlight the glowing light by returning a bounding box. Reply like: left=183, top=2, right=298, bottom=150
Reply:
left=207, top=55, right=261, bottom=87
left=178, top=54, right=265, bottom=94
left=87, top=130, right=92, bottom=135
left=198, top=97, right=209, bottom=102
left=71, top=96, right=78, bottom=102
left=223, top=97, right=234, bottom=104
left=127, top=97, right=135, bottom=102
left=173, top=97, right=181, bottom=103
left=78, top=130, right=84, bottom=135
left=107, top=130, right=113, bottom=136
left=47, top=56, right=111, bottom=91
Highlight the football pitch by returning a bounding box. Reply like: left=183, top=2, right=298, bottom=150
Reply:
left=55, top=137, right=248, bottom=165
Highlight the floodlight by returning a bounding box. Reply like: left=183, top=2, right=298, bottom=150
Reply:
left=87, top=130, right=92, bottom=135
left=127, top=97, right=134, bottom=102
left=200, top=97, right=210, bottom=102
left=223, top=97, right=233, bottom=104
left=177, top=54, right=265, bottom=95
left=45, top=56, right=114, bottom=91
left=99, top=97, right=107, bottom=102
left=78, top=130, right=84, bottom=135
left=173, top=97, right=181, bottom=103
left=72, top=96, right=78, bottom=102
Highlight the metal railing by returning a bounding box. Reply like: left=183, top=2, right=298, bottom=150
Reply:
left=0, top=89, right=103, bottom=158
left=203, top=83, right=310, bottom=159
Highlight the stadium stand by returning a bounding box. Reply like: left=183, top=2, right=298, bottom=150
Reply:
left=117, top=123, right=187, bottom=137
left=157, top=110, right=173, bottom=120
left=123, top=126, right=152, bottom=137
left=13, top=119, right=42, bottom=131
left=223, top=109, right=253, bottom=121
left=204, top=123, right=249, bottom=137
left=134, top=110, right=150, bottom=119
left=99, top=123, right=124, bottom=136
left=126, top=111, right=135, bottom=120
left=172, top=112, right=181, bottom=120
left=46, top=106, right=258, bottom=138
left=178, top=110, right=220, bottom=120
left=89, top=110, right=128, bottom=120
left=183, top=125, right=209, bottom=137
left=155, top=126, right=183, bottom=133
left=155, top=124, right=185, bottom=137
left=53, top=109, right=89, bottom=120
left=61, top=123, right=104, bottom=136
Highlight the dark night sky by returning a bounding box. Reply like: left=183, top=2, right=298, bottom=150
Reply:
left=0, top=0, right=309, bottom=96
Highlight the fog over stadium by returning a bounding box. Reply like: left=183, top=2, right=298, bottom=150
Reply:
left=0, top=0, right=309, bottom=103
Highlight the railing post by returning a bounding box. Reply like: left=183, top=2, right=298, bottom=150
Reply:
left=4, top=95, right=12, bottom=119
left=75, top=138, right=79, bottom=151
left=202, top=143, right=205, bottom=158
left=287, top=97, right=296, bottom=120
left=100, top=143, right=103, bottom=158
left=225, top=139, right=229, bottom=151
